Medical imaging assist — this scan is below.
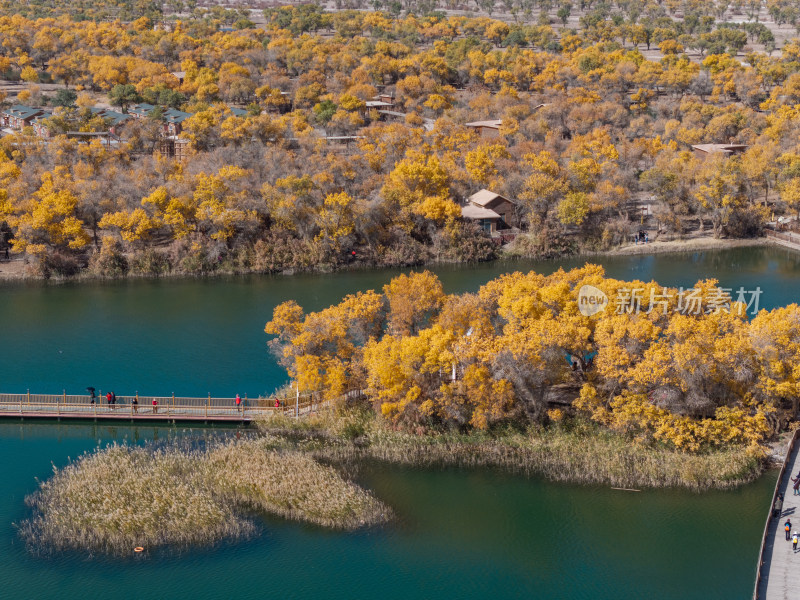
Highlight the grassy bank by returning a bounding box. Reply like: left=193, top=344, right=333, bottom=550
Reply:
left=0, top=234, right=777, bottom=285
left=257, top=410, right=765, bottom=491
left=18, top=438, right=389, bottom=556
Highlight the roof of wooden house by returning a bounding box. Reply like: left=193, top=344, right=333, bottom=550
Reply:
left=691, top=143, right=749, bottom=154
left=462, top=204, right=501, bottom=220
left=465, top=119, right=502, bottom=129
left=468, top=189, right=512, bottom=207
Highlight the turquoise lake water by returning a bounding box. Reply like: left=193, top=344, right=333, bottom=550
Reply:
left=0, top=246, right=797, bottom=598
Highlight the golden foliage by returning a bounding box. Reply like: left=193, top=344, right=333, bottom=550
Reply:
left=266, top=266, right=790, bottom=449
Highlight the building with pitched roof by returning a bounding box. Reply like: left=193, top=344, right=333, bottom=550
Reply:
left=461, top=189, right=517, bottom=234
left=466, top=189, right=516, bottom=227
left=31, top=111, right=54, bottom=137
left=691, top=143, right=749, bottom=158
left=162, top=108, right=192, bottom=135
left=2, top=105, right=48, bottom=130
left=461, top=203, right=503, bottom=233
left=128, top=103, right=157, bottom=119
left=465, top=119, right=502, bottom=138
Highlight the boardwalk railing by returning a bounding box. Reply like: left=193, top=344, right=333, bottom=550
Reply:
left=766, top=229, right=800, bottom=249
left=753, top=428, right=800, bottom=599
left=0, top=390, right=347, bottom=421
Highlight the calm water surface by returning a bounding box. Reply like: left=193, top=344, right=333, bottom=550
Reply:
left=1, top=245, right=799, bottom=398
left=0, top=246, right=797, bottom=598
left=0, top=422, right=777, bottom=600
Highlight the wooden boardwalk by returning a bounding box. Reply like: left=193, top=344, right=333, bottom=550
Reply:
left=766, top=230, right=800, bottom=252
left=755, top=430, right=800, bottom=599
left=0, top=391, right=324, bottom=423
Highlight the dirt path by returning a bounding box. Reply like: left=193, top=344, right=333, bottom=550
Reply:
left=608, top=235, right=770, bottom=257
left=0, top=257, right=29, bottom=279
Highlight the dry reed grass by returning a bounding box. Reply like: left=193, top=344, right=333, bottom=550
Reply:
left=257, top=410, right=764, bottom=491
left=18, top=438, right=389, bottom=556
left=205, top=439, right=389, bottom=529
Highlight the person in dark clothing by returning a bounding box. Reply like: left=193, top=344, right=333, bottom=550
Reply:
left=111, top=391, right=117, bottom=410
left=786, top=519, right=793, bottom=541
left=132, top=396, right=138, bottom=414
left=88, top=387, right=96, bottom=404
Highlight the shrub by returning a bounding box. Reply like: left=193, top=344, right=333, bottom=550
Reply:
left=33, top=250, right=84, bottom=279
left=178, top=242, right=216, bottom=274
left=88, top=238, right=129, bottom=278
left=130, top=247, right=171, bottom=276
left=503, top=230, right=576, bottom=259
left=435, top=221, right=497, bottom=262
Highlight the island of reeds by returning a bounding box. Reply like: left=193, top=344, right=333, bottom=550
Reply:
left=18, top=438, right=389, bottom=556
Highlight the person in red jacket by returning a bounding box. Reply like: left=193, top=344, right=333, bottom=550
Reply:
left=152, top=398, right=158, bottom=414
left=106, top=392, right=112, bottom=407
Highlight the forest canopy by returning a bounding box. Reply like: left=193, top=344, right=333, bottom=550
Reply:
left=0, top=4, right=797, bottom=276
left=266, top=266, right=797, bottom=452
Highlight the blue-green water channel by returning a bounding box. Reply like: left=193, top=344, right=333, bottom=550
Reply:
left=1, top=245, right=798, bottom=598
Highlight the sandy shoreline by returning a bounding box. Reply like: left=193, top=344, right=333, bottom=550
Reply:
left=0, top=256, right=28, bottom=280
left=605, top=235, right=772, bottom=256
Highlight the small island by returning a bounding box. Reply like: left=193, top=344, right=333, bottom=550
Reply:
left=19, top=438, right=389, bottom=556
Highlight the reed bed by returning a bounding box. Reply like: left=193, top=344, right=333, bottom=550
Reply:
left=19, top=438, right=389, bottom=556
left=258, top=411, right=764, bottom=491
left=205, top=439, right=389, bottom=529
left=341, top=428, right=763, bottom=491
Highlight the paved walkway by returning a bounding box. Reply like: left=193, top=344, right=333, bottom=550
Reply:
left=758, top=438, right=800, bottom=599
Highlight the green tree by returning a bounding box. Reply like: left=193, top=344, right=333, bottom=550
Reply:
left=52, top=88, right=77, bottom=108
left=109, top=84, right=140, bottom=113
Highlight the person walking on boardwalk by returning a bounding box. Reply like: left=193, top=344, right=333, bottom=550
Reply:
left=152, top=398, right=158, bottom=414
left=786, top=519, right=793, bottom=541
left=235, top=394, right=241, bottom=412
left=792, top=474, right=800, bottom=496
left=793, top=532, right=798, bottom=552
left=111, top=391, right=117, bottom=410
left=106, top=391, right=112, bottom=406
left=132, top=396, right=138, bottom=414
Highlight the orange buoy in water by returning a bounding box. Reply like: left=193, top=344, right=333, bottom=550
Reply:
left=134, top=546, right=144, bottom=553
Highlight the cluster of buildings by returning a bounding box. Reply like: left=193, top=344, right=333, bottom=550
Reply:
left=0, top=102, right=248, bottom=158
left=1, top=105, right=132, bottom=139
left=0, top=103, right=205, bottom=139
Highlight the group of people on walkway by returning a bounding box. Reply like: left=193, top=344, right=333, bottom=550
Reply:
left=783, top=470, right=800, bottom=552
left=83, top=388, right=295, bottom=415
left=87, top=389, right=121, bottom=409
left=86, top=388, right=152, bottom=413
left=87, top=387, right=253, bottom=414
left=88, top=388, right=123, bottom=408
